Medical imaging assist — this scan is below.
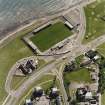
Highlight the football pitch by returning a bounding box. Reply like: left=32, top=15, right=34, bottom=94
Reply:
left=30, top=22, right=73, bottom=52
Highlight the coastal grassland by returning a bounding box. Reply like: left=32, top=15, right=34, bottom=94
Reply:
left=63, top=68, right=91, bottom=83
left=97, top=43, right=105, bottom=57
left=0, top=36, right=33, bottom=104
left=83, top=1, right=105, bottom=43
left=0, top=20, right=43, bottom=104
left=30, top=22, right=73, bottom=52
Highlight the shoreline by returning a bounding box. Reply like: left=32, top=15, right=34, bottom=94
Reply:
left=0, top=0, right=86, bottom=46
left=0, top=3, right=75, bottom=45
left=0, top=18, right=47, bottom=45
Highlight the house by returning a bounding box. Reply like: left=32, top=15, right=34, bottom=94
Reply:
left=25, top=99, right=33, bottom=105
left=93, top=55, right=100, bottom=61
left=91, top=73, right=97, bottom=81
left=18, top=64, right=29, bottom=75
left=55, top=96, right=62, bottom=105
left=76, top=88, right=87, bottom=102
left=64, top=61, right=76, bottom=72
left=76, top=87, right=98, bottom=104
left=49, top=87, right=59, bottom=99
left=26, top=60, right=35, bottom=71
left=31, top=86, right=43, bottom=100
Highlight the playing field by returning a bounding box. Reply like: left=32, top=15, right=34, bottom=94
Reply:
left=30, top=22, right=73, bottom=52
left=83, top=1, right=105, bottom=43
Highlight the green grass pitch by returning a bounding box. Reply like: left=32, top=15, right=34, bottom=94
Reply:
left=30, top=22, right=73, bottom=52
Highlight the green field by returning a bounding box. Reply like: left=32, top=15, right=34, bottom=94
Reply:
left=63, top=68, right=91, bottom=83
left=30, top=22, right=72, bottom=51
left=83, top=1, right=105, bottom=43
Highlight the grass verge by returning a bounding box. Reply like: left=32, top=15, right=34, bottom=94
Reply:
left=63, top=68, right=91, bottom=83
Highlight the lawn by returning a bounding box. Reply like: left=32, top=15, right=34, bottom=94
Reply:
left=30, top=22, right=73, bottom=51
left=83, top=1, right=105, bottom=43
left=102, top=92, right=105, bottom=105
left=0, top=21, right=42, bottom=104
left=97, top=42, right=105, bottom=57
left=75, top=55, right=84, bottom=66
left=63, top=68, right=91, bottom=83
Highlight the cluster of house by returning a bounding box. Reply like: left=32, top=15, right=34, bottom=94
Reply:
left=76, top=86, right=98, bottom=105
left=64, top=49, right=101, bottom=74
left=25, top=86, right=62, bottom=105
left=64, top=50, right=102, bottom=105
left=18, top=59, right=38, bottom=75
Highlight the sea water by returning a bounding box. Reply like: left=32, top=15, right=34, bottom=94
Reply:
left=0, top=0, right=74, bottom=37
